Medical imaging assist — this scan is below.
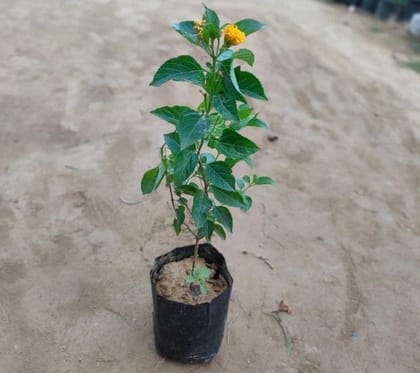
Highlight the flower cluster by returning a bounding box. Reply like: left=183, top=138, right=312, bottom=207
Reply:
left=223, top=24, right=246, bottom=46
left=194, top=19, right=206, bottom=39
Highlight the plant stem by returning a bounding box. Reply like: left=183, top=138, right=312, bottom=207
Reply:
left=195, top=41, right=220, bottom=200
left=192, top=235, right=201, bottom=272
left=191, top=39, right=221, bottom=273
left=196, top=140, right=209, bottom=196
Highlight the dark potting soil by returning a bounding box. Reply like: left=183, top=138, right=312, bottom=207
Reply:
left=155, top=257, right=228, bottom=305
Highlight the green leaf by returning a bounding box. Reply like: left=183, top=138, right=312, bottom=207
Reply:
left=244, top=156, right=253, bottom=168
left=177, top=111, right=210, bottom=150
left=172, top=146, right=198, bottom=185
left=255, top=176, right=275, bottom=185
left=151, top=106, right=195, bottom=125
left=150, top=55, right=204, bottom=87
left=173, top=21, right=201, bottom=46
left=192, top=191, right=213, bottom=227
left=178, top=197, right=188, bottom=205
left=176, top=183, right=200, bottom=196
left=247, top=116, right=269, bottom=128
left=173, top=218, right=181, bottom=235
left=235, top=67, right=267, bottom=100
left=204, top=5, right=220, bottom=28
left=212, top=206, right=233, bottom=232
left=164, top=132, right=181, bottom=153
left=225, top=157, right=253, bottom=168
left=211, top=186, right=245, bottom=208
left=215, top=129, right=259, bottom=159
left=198, top=219, right=215, bottom=241
left=205, top=161, right=235, bottom=191
left=175, top=205, right=185, bottom=225
left=238, top=103, right=253, bottom=119
left=200, top=283, right=208, bottom=295
left=212, top=95, right=239, bottom=122
left=220, top=59, right=247, bottom=103
left=234, top=48, right=255, bottom=66
left=240, top=194, right=252, bottom=212
left=194, top=266, right=210, bottom=280
left=229, top=104, right=256, bottom=131
left=141, top=164, right=165, bottom=194
left=217, top=49, right=234, bottom=62
left=235, top=19, right=266, bottom=36
left=214, top=224, right=226, bottom=240
left=185, top=274, right=194, bottom=283
left=236, top=178, right=245, bottom=189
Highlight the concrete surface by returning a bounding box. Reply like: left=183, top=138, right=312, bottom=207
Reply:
left=1, top=0, right=420, bottom=372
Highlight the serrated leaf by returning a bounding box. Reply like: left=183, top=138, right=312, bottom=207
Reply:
left=151, top=106, right=195, bottom=125
left=212, top=206, right=233, bottom=232
left=172, top=146, right=198, bottom=185
left=235, top=19, right=266, bottom=36
left=150, top=55, right=204, bottom=87
left=141, top=164, right=165, bottom=194
left=214, top=224, right=226, bottom=240
left=212, top=95, right=239, bottom=122
left=235, top=67, right=267, bottom=100
left=177, top=111, right=210, bottom=149
left=192, top=191, right=213, bottom=227
left=205, top=161, right=235, bottom=191
left=234, top=48, right=255, bottom=66
left=255, top=176, right=275, bottom=185
left=164, top=132, right=180, bottom=153
left=215, top=129, right=259, bottom=159
left=208, top=114, right=225, bottom=140
left=211, top=186, right=245, bottom=208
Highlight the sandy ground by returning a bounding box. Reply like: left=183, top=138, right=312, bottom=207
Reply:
left=1, top=0, right=420, bottom=372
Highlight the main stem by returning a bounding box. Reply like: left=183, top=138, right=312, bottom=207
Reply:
left=192, top=39, right=219, bottom=273
left=192, top=235, right=200, bottom=272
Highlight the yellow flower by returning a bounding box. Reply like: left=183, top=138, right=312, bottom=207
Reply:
left=223, top=24, right=246, bottom=46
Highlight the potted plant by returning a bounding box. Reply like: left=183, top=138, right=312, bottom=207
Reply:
left=141, top=5, right=274, bottom=363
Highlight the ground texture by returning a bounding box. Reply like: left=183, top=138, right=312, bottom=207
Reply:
left=1, top=0, right=420, bottom=372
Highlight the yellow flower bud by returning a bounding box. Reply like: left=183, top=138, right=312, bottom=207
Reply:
left=193, top=19, right=205, bottom=33
left=223, top=24, right=246, bottom=46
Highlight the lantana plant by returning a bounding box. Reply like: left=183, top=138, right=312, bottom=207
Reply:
left=141, top=5, right=273, bottom=294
